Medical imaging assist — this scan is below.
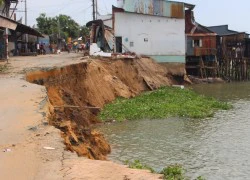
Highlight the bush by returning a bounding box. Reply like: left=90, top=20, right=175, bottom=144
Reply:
left=125, top=160, right=155, bottom=173
left=161, top=164, right=185, bottom=180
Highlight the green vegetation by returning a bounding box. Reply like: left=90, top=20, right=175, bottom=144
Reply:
left=161, top=165, right=206, bottom=180
left=99, top=87, right=232, bottom=121
left=125, top=161, right=206, bottom=180
left=160, top=164, right=185, bottom=180
left=195, top=176, right=206, bottom=180
left=36, top=13, right=90, bottom=42
left=125, top=160, right=155, bottom=173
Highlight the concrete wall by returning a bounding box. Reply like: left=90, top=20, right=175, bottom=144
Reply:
left=114, top=12, right=185, bottom=63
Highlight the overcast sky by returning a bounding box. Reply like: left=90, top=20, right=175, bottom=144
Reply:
left=15, top=0, right=249, bottom=33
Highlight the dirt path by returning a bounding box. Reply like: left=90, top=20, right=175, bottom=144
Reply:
left=0, top=53, right=162, bottom=180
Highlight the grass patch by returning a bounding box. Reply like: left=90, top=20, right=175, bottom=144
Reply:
left=99, top=87, right=232, bottom=121
left=125, top=161, right=206, bottom=180
left=161, top=165, right=206, bottom=180
left=125, top=160, right=155, bottom=173
left=160, top=164, right=185, bottom=180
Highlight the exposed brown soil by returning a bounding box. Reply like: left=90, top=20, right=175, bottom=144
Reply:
left=26, top=57, right=184, bottom=160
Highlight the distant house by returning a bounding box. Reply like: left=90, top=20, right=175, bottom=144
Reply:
left=185, top=5, right=218, bottom=77
left=207, top=25, right=250, bottom=59
left=87, top=0, right=192, bottom=65
left=0, top=0, right=43, bottom=58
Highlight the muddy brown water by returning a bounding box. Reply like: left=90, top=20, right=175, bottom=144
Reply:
left=98, top=82, right=250, bottom=180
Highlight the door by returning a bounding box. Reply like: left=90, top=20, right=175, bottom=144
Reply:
left=115, top=37, right=122, bottom=53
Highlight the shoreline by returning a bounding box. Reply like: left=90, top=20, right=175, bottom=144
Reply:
left=0, top=54, right=163, bottom=179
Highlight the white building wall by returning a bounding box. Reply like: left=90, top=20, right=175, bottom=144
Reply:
left=114, top=12, right=185, bottom=58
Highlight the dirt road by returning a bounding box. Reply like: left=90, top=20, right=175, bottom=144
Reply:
left=0, top=53, right=162, bottom=180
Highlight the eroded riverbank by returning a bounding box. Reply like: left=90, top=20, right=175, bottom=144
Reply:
left=1, top=54, right=169, bottom=179
left=26, top=57, right=182, bottom=160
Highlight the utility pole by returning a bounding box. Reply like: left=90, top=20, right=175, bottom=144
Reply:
left=25, top=0, right=28, bottom=53
left=5, top=1, right=10, bottom=62
left=95, top=0, right=98, bottom=20
left=25, top=0, right=27, bottom=26
left=5, top=28, right=9, bottom=63
left=92, top=0, right=95, bottom=20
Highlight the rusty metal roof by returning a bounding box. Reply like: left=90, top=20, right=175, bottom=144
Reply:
left=122, top=0, right=186, bottom=19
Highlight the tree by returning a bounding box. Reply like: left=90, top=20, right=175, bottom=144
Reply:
left=36, top=13, right=84, bottom=41
left=79, top=26, right=90, bottom=42
left=0, top=0, right=4, bottom=6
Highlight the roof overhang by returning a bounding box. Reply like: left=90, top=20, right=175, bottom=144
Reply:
left=222, top=32, right=247, bottom=36
left=15, top=23, right=44, bottom=37
left=86, top=20, right=104, bottom=28
left=0, top=16, right=17, bottom=30
left=184, top=3, right=195, bottom=10
left=186, top=33, right=217, bottom=37
left=0, top=14, right=44, bottom=37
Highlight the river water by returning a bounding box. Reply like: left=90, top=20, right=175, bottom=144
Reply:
left=98, top=82, right=250, bottom=180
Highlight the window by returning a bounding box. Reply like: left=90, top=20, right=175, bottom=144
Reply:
left=193, top=39, right=202, bottom=47
left=144, top=38, right=148, bottom=42
left=130, top=42, right=134, bottom=47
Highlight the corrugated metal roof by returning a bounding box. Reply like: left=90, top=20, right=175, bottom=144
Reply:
left=207, top=25, right=239, bottom=36
left=0, top=14, right=43, bottom=37
left=122, top=0, right=185, bottom=19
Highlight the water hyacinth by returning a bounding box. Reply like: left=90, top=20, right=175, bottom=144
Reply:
left=99, top=87, right=232, bottom=121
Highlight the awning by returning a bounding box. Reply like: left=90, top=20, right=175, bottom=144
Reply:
left=0, top=16, right=17, bottom=30
left=0, top=14, right=44, bottom=37
left=15, top=23, right=44, bottom=37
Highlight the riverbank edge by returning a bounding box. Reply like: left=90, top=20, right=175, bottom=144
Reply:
left=26, top=57, right=178, bottom=179
left=0, top=55, right=163, bottom=180
left=26, top=57, right=183, bottom=160
left=24, top=56, right=229, bottom=179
